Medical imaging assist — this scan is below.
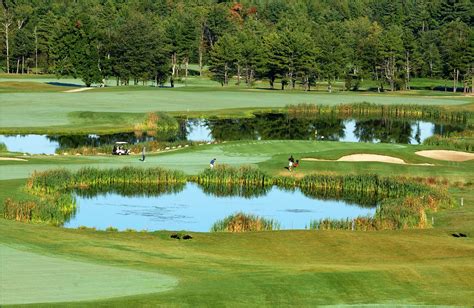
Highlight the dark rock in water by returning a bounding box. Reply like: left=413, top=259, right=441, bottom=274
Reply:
left=451, top=233, right=460, bottom=237
left=170, top=233, right=180, bottom=239
left=182, top=234, right=192, bottom=240
left=458, top=233, right=467, bottom=237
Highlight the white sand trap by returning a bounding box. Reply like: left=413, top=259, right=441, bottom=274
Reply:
left=302, top=154, right=433, bottom=166
left=339, top=154, right=407, bottom=164
left=0, top=157, right=27, bottom=161
left=63, top=87, right=94, bottom=93
left=415, top=150, right=474, bottom=162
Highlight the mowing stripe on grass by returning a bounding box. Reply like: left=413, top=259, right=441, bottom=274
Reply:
left=0, top=245, right=177, bottom=305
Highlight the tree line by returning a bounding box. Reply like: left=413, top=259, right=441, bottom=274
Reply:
left=1, top=0, right=472, bottom=92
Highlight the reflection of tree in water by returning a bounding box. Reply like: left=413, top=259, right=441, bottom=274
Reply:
left=354, top=119, right=412, bottom=144
left=48, top=132, right=175, bottom=149
left=48, top=114, right=468, bottom=147
left=312, top=118, right=345, bottom=141
left=433, top=123, right=465, bottom=137
left=414, top=122, right=421, bottom=144
left=206, top=118, right=258, bottom=140
left=207, top=113, right=345, bottom=141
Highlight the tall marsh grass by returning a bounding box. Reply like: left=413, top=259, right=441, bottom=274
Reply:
left=211, top=212, right=280, bottom=232
left=1, top=193, right=76, bottom=225
left=423, top=134, right=474, bottom=152
left=193, top=165, right=272, bottom=186
left=287, top=103, right=470, bottom=124
left=27, top=167, right=186, bottom=193
left=133, top=112, right=179, bottom=136
left=309, top=195, right=436, bottom=231
left=14, top=167, right=185, bottom=225
left=5, top=164, right=453, bottom=231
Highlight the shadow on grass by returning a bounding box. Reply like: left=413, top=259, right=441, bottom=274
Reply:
left=46, top=82, right=84, bottom=88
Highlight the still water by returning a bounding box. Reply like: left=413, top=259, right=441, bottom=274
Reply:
left=0, top=115, right=464, bottom=154
left=64, top=183, right=375, bottom=232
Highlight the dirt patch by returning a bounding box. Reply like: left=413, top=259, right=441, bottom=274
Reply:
left=302, top=154, right=433, bottom=166
left=415, top=150, right=474, bottom=162
left=0, top=157, right=27, bottom=161
left=63, top=87, right=94, bottom=93
left=278, top=170, right=305, bottom=178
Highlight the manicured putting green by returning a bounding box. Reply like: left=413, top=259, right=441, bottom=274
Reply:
left=0, top=245, right=177, bottom=305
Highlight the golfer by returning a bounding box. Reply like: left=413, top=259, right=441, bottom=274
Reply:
left=288, top=155, right=294, bottom=172
left=141, top=146, right=146, bottom=161
left=210, top=158, right=216, bottom=169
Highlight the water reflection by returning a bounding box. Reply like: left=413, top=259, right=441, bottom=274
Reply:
left=204, top=113, right=464, bottom=144
left=64, top=183, right=375, bottom=232
left=0, top=114, right=465, bottom=154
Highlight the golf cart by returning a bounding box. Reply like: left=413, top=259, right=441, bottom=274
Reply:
left=112, top=142, right=130, bottom=155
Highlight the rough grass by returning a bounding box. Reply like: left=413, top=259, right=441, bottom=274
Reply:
left=0, top=218, right=473, bottom=306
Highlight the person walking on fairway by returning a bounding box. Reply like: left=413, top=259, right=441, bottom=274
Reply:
left=210, top=158, right=216, bottom=169
left=140, top=146, right=146, bottom=161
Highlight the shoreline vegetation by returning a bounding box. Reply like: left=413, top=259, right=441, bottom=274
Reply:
left=1, top=165, right=453, bottom=232
left=287, top=103, right=471, bottom=123
left=2, top=102, right=470, bottom=156
left=1, top=102, right=471, bottom=135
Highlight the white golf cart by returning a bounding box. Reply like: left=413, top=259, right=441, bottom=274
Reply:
left=112, top=141, right=130, bottom=155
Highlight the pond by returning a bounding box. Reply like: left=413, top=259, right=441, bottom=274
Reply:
left=0, top=114, right=465, bottom=154
left=199, top=114, right=465, bottom=144
left=64, top=183, right=375, bottom=232
left=0, top=133, right=157, bottom=155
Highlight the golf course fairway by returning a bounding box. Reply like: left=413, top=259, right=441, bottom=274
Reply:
left=0, top=245, right=177, bottom=305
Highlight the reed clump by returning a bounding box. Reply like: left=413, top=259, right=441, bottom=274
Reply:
left=18, top=167, right=185, bottom=225
left=6, top=165, right=454, bottom=232
left=28, top=167, right=186, bottom=192
left=133, top=112, right=179, bottom=135
left=287, top=103, right=470, bottom=124
left=1, top=193, right=76, bottom=225
left=310, top=216, right=376, bottom=231
left=211, top=212, right=280, bottom=232
left=193, top=165, right=272, bottom=187
left=309, top=192, right=450, bottom=231
left=296, top=174, right=435, bottom=199
left=423, top=134, right=474, bottom=152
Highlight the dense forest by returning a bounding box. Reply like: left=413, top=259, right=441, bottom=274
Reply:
left=0, top=0, right=472, bottom=92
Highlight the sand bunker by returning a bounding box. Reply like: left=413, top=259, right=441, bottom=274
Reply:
left=415, top=150, right=474, bottom=162
left=302, top=154, right=432, bottom=166
left=63, top=87, right=94, bottom=93
left=0, top=157, right=27, bottom=161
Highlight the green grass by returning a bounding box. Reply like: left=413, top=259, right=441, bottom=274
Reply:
left=1, top=74, right=473, bottom=305
left=1, top=76, right=472, bottom=131
left=0, top=217, right=472, bottom=306
left=0, top=244, right=177, bottom=305
left=1, top=141, right=473, bottom=182
left=0, top=140, right=473, bottom=305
